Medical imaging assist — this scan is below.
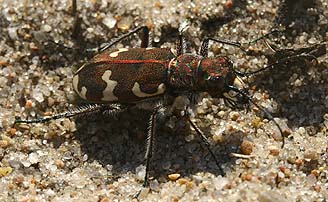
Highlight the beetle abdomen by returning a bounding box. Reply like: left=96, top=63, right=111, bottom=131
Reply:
left=73, top=48, right=175, bottom=103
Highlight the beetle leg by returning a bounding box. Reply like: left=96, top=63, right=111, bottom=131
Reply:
left=143, top=103, right=166, bottom=187
left=14, top=104, right=122, bottom=125
left=176, top=21, right=190, bottom=56
left=226, top=85, right=285, bottom=148
left=71, top=0, right=82, bottom=40
left=97, top=26, right=150, bottom=53
left=186, top=114, right=224, bottom=176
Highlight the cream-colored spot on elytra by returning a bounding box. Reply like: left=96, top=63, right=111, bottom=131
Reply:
left=109, top=48, right=129, bottom=58
left=101, top=70, right=119, bottom=101
left=132, top=82, right=166, bottom=98
left=146, top=47, right=154, bottom=50
left=72, top=75, right=87, bottom=100
left=72, top=75, right=79, bottom=93
left=80, top=87, right=87, bottom=100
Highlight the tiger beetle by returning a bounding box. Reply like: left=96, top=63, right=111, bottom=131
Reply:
left=14, top=20, right=324, bottom=187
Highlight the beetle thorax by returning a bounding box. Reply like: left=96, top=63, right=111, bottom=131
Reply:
left=167, top=55, right=235, bottom=98
left=167, top=54, right=202, bottom=91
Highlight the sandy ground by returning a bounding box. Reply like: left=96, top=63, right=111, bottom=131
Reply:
left=0, top=0, right=328, bottom=201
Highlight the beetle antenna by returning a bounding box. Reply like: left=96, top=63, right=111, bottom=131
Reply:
left=233, top=53, right=319, bottom=77
left=226, top=85, right=285, bottom=148
left=233, top=42, right=326, bottom=77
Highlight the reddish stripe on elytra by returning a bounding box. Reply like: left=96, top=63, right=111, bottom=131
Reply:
left=102, top=59, right=167, bottom=65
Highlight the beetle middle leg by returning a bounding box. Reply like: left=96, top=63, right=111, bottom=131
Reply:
left=143, top=103, right=166, bottom=187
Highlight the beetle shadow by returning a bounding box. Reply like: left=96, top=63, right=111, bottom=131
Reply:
left=273, top=0, right=327, bottom=41
left=251, top=54, right=328, bottom=133
left=73, top=107, right=240, bottom=182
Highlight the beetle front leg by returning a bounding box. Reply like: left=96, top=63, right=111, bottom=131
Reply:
left=226, top=85, right=285, bottom=148
left=176, top=21, right=190, bottom=56
left=199, top=37, right=244, bottom=57
left=187, top=117, right=224, bottom=175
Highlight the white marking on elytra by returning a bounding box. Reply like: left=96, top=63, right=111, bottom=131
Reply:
left=109, top=48, right=129, bottom=58
left=146, top=47, right=154, bottom=50
left=80, top=87, right=88, bottom=100
left=73, top=75, right=87, bottom=100
left=101, top=70, right=119, bottom=101
left=132, top=82, right=166, bottom=98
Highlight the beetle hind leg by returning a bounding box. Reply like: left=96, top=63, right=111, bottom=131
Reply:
left=14, top=104, right=122, bottom=125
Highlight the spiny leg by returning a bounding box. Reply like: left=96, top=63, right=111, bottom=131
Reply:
left=226, top=85, right=285, bottom=148
left=176, top=20, right=190, bottom=56
left=188, top=118, right=224, bottom=175
left=14, top=104, right=122, bottom=125
left=143, top=104, right=166, bottom=187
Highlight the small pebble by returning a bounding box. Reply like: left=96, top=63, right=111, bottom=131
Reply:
left=311, top=169, right=320, bottom=177
left=55, top=160, right=65, bottom=169
left=240, top=140, right=254, bottom=155
left=9, top=128, right=16, bottom=136
left=313, top=185, right=321, bottom=192
left=241, top=173, right=253, bottom=181
left=168, top=173, right=181, bottom=181
left=230, top=111, right=240, bottom=121
left=0, top=167, right=13, bottom=176
left=177, top=178, right=188, bottom=185
left=117, top=16, right=133, bottom=31
left=268, top=146, right=280, bottom=156
left=13, top=175, right=24, bottom=185
left=295, top=159, right=304, bottom=167
left=304, top=149, right=320, bottom=161
left=25, top=100, right=33, bottom=108
left=0, top=140, right=10, bottom=148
